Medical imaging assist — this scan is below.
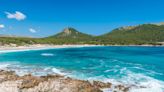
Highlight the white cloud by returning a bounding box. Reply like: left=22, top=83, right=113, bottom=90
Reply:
left=29, top=28, right=37, bottom=33
left=0, top=24, right=5, bottom=29
left=5, top=11, right=26, bottom=21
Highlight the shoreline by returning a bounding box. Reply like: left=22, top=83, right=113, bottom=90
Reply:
left=0, top=44, right=100, bottom=53
left=0, top=70, right=130, bottom=92
left=0, top=44, right=164, bottom=53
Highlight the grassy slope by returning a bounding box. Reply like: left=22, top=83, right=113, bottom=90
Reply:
left=0, top=24, right=164, bottom=45
left=97, top=24, right=164, bottom=45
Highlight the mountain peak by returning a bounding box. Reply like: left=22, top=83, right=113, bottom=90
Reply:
left=63, top=27, right=78, bottom=32
left=49, top=27, right=92, bottom=39
left=63, top=28, right=71, bottom=35
left=62, top=27, right=79, bottom=36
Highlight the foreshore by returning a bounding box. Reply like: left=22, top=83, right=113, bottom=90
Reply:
left=0, top=44, right=100, bottom=53
left=0, top=70, right=130, bottom=92
left=0, top=44, right=163, bottom=53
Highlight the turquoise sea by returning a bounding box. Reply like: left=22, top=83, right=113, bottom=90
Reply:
left=0, top=46, right=164, bottom=92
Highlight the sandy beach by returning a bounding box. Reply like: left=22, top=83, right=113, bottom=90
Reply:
left=0, top=44, right=163, bottom=54
left=0, top=44, right=100, bottom=53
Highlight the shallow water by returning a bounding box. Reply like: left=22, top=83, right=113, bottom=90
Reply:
left=0, top=46, right=164, bottom=92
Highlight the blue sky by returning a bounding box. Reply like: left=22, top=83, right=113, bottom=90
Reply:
left=0, top=0, right=164, bottom=37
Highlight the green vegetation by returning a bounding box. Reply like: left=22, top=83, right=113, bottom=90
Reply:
left=45, top=28, right=94, bottom=44
left=0, top=24, right=164, bottom=46
left=97, top=24, right=164, bottom=45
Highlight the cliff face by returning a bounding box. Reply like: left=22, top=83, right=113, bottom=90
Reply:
left=0, top=70, right=132, bottom=92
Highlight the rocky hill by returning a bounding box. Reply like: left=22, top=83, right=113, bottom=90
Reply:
left=49, top=27, right=92, bottom=39
left=1, top=23, right=164, bottom=45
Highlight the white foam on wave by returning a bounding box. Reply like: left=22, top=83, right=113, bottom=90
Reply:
left=15, top=66, right=66, bottom=76
left=41, top=53, right=54, bottom=56
left=52, top=68, right=66, bottom=75
left=118, top=71, right=164, bottom=92
left=0, top=61, right=67, bottom=77
left=128, top=75, right=164, bottom=92
left=132, top=66, right=163, bottom=76
left=120, top=67, right=127, bottom=74
left=0, top=63, right=10, bottom=69
left=0, top=62, right=21, bottom=69
left=76, top=67, right=164, bottom=92
left=104, top=69, right=115, bottom=73
left=0, top=61, right=163, bottom=92
left=13, top=67, right=66, bottom=76
left=0, top=62, right=28, bottom=76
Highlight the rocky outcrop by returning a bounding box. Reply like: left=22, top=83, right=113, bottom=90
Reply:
left=0, top=70, right=130, bottom=92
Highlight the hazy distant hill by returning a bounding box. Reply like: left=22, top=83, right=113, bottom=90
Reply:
left=0, top=34, right=23, bottom=38
left=0, top=34, right=32, bottom=38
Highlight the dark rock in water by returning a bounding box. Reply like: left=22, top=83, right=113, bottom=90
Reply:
left=123, top=87, right=130, bottom=92
left=93, top=81, right=112, bottom=88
